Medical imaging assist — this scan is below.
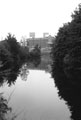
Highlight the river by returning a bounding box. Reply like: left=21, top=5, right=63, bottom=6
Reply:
left=0, top=70, right=71, bottom=120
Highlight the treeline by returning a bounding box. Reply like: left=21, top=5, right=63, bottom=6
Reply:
left=0, top=33, right=26, bottom=70
left=0, top=33, right=41, bottom=72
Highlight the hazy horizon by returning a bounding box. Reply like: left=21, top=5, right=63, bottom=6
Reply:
left=0, top=0, right=80, bottom=41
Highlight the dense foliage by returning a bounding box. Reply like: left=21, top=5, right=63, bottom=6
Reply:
left=0, top=34, right=41, bottom=85
left=51, top=4, right=81, bottom=83
left=0, top=34, right=27, bottom=71
left=51, top=4, right=81, bottom=120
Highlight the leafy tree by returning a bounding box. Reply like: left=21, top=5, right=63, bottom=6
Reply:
left=5, top=33, right=19, bottom=55
left=4, top=33, right=28, bottom=65
left=51, top=4, right=81, bottom=81
left=0, top=41, right=13, bottom=70
left=51, top=4, right=81, bottom=120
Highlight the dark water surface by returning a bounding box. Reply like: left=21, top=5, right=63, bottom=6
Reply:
left=0, top=70, right=71, bottom=120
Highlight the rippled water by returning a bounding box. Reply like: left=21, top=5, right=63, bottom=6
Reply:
left=0, top=70, right=71, bottom=120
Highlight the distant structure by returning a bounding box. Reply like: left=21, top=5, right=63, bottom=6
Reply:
left=20, top=36, right=28, bottom=47
left=29, top=32, right=35, bottom=38
left=27, top=33, right=54, bottom=52
left=20, top=33, right=54, bottom=52
left=47, top=35, right=53, bottom=46
left=43, top=33, right=49, bottom=38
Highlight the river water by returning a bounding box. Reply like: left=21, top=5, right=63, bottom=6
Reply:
left=0, top=70, right=71, bottom=120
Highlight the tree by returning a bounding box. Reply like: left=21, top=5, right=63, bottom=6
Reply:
left=51, top=4, right=81, bottom=82
left=51, top=4, right=81, bottom=120
left=5, top=33, right=20, bottom=55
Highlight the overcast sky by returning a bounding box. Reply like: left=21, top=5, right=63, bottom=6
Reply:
left=0, top=0, right=80, bottom=41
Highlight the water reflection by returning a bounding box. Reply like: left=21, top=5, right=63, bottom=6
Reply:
left=0, top=64, right=22, bottom=119
left=0, top=63, right=29, bottom=120
left=0, top=64, right=29, bottom=86
left=52, top=66, right=81, bottom=120
left=0, top=69, right=71, bottom=120
left=0, top=66, right=20, bottom=86
left=20, top=64, right=29, bottom=81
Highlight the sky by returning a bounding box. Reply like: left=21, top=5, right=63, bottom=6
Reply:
left=0, top=0, right=81, bottom=41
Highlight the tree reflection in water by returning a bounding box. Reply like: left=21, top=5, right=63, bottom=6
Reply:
left=51, top=62, right=81, bottom=120
left=0, top=63, right=29, bottom=120
left=20, top=64, right=29, bottom=81
left=0, top=66, right=20, bottom=87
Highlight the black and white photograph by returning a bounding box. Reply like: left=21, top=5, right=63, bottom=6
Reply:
left=0, top=0, right=81, bottom=120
